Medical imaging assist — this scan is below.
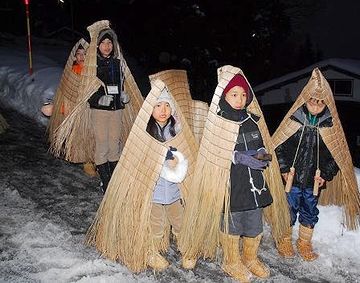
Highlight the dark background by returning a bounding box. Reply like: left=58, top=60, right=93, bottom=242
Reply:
left=2, top=0, right=360, bottom=101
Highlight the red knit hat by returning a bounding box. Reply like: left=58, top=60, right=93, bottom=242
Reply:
left=223, top=74, right=249, bottom=96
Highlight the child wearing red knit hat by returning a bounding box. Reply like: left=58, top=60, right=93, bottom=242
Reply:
left=216, top=73, right=273, bottom=281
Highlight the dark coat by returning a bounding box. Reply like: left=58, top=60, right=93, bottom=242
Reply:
left=218, top=97, right=273, bottom=212
left=275, top=105, right=339, bottom=188
left=88, top=55, right=125, bottom=111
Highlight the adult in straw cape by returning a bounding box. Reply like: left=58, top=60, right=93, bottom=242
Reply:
left=273, top=68, right=360, bottom=261
left=0, top=113, right=8, bottom=134
left=44, top=38, right=97, bottom=176
left=179, top=65, right=290, bottom=282
left=50, top=20, right=143, bottom=192
left=149, top=69, right=209, bottom=144
left=86, top=79, right=198, bottom=272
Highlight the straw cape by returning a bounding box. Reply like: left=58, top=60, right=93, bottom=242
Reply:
left=272, top=68, right=360, bottom=230
left=179, top=65, right=290, bottom=261
left=50, top=20, right=143, bottom=163
left=85, top=79, right=198, bottom=272
left=47, top=38, right=89, bottom=149
left=0, top=113, right=8, bottom=134
left=149, top=70, right=209, bottom=144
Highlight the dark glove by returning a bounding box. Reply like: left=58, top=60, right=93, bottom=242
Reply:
left=169, top=146, right=177, bottom=152
left=233, top=151, right=267, bottom=170
left=165, top=150, right=175, bottom=160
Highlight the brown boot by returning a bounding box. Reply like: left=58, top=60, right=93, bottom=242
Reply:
left=277, top=227, right=295, bottom=258
left=242, top=234, right=270, bottom=279
left=83, top=162, right=97, bottom=177
left=296, top=224, right=318, bottom=261
left=147, top=236, right=169, bottom=271
left=220, top=232, right=251, bottom=282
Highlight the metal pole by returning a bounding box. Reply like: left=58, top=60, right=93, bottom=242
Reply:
left=24, top=0, right=33, bottom=76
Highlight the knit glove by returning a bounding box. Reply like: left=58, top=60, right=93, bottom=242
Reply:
left=165, top=146, right=178, bottom=160
left=98, top=95, right=114, bottom=106
left=233, top=150, right=267, bottom=170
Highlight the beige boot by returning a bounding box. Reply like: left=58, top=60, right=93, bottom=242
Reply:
left=296, top=224, right=318, bottom=261
left=182, top=257, right=197, bottom=269
left=242, top=234, right=270, bottom=279
left=147, top=236, right=169, bottom=271
left=83, top=162, right=98, bottom=177
left=220, top=232, right=251, bottom=282
left=277, top=227, right=295, bottom=258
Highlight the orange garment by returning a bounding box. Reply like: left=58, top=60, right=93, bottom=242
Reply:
left=72, top=63, right=83, bottom=75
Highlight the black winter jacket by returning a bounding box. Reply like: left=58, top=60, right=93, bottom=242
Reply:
left=275, top=106, right=339, bottom=188
left=88, top=55, right=125, bottom=111
left=218, top=98, right=273, bottom=212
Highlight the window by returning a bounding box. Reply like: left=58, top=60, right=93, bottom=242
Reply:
left=327, top=79, right=353, bottom=97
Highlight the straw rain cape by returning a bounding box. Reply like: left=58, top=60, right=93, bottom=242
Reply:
left=179, top=65, right=290, bottom=261
left=86, top=79, right=198, bottom=272
left=0, top=113, right=8, bottom=134
left=47, top=38, right=89, bottom=149
left=272, top=68, right=360, bottom=230
left=149, top=70, right=209, bottom=144
left=50, top=20, right=143, bottom=163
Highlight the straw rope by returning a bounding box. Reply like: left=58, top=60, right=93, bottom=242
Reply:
left=179, top=65, right=290, bottom=261
left=85, top=79, right=198, bottom=272
left=50, top=20, right=143, bottom=163
left=47, top=38, right=89, bottom=148
left=149, top=70, right=209, bottom=144
left=272, top=68, right=360, bottom=230
left=0, top=113, right=8, bottom=134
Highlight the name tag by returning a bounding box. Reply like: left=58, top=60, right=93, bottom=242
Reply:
left=107, top=85, right=119, bottom=94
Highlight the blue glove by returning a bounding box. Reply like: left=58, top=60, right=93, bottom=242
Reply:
left=233, top=151, right=267, bottom=170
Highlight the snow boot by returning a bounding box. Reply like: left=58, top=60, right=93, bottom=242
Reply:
left=220, top=231, right=251, bottom=282
left=147, top=236, right=169, bottom=271
left=242, top=234, right=270, bottom=279
left=277, top=227, right=295, bottom=258
left=296, top=224, right=318, bottom=261
left=83, top=162, right=98, bottom=177
left=96, top=162, right=111, bottom=193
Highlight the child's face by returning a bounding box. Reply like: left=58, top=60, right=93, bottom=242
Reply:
left=225, top=86, right=247, bottom=110
left=98, top=38, right=113, bottom=58
left=306, top=98, right=326, bottom=115
left=152, top=101, right=172, bottom=125
left=75, top=49, right=86, bottom=65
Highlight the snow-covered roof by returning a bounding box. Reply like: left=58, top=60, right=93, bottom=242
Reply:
left=254, top=58, right=360, bottom=94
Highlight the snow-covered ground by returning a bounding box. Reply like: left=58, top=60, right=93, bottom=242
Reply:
left=1, top=37, right=360, bottom=283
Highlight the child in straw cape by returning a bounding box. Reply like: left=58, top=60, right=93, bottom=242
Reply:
left=88, top=27, right=130, bottom=193
left=274, top=68, right=359, bottom=261
left=44, top=40, right=97, bottom=177
left=180, top=66, right=290, bottom=282
left=86, top=79, right=197, bottom=273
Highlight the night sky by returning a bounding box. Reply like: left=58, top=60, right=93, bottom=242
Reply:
left=1, top=0, right=359, bottom=101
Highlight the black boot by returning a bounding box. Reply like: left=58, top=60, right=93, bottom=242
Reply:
left=96, top=162, right=111, bottom=193
left=109, top=160, right=118, bottom=175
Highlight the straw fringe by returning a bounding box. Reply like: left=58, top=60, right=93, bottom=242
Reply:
left=48, top=38, right=89, bottom=147
left=149, top=70, right=209, bottom=144
left=272, top=68, right=360, bottom=230
left=86, top=79, right=197, bottom=272
left=50, top=20, right=143, bottom=163
left=0, top=113, right=8, bottom=134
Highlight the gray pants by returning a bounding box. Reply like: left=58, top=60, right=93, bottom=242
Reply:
left=221, top=208, right=263, bottom=237
left=91, top=109, right=122, bottom=165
